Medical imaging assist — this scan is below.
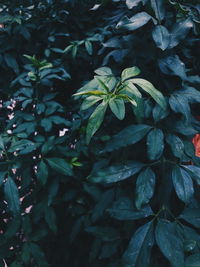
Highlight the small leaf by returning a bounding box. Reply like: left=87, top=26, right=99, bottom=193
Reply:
left=155, top=220, right=184, bottom=267
left=81, top=96, right=102, bottom=110
left=151, top=0, right=165, bottom=22
left=152, top=25, right=170, bottom=50
left=147, top=128, right=164, bottom=160
left=135, top=168, right=156, bottom=209
left=121, top=66, right=141, bottom=82
left=85, top=40, right=93, bottom=55
left=37, top=160, right=48, bottom=185
left=46, top=158, right=73, bottom=176
left=94, top=67, right=113, bottom=76
left=88, top=161, right=144, bottom=183
left=166, top=134, right=184, bottom=159
left=171, top=166, right=194, bottom=204
left=131, top=78, right=167, bottom=109
left=109, top=97, right=125, bottom=120
left=86, top=101, right=108, bottom=144
left=123, top=221, right=154, bottom=266
left=4, top=177, right=20, bottom=215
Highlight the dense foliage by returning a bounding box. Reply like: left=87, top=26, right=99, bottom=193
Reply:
left=0, top=0, right=200, bottom=266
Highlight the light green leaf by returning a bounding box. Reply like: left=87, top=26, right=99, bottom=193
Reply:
left=171, top=166, right=194, bottom=204
left=135, top=168, right=156, bottom=209
left=86, top=101, right=108, bottom=144
left=147, top=128, right=164, bottom=160
left=121, top=66, right=140, bottom=82
left=80, top=96, right=102, bottom=110
left=131, top=78, right=167, bottom=110
left=85, top=40, right=93, bottom=55
left=94, top=67, right=113, bottom=76
left=4, top=177, right=20, bottom=215
left=109, top=97, right=125, bottom=120
left=46, top=158, right=73, bottom=176
left=73, top=90, right=106, bottom=96
left=123, top=221, right=154, bottom=267
left=155, top=220, right=184, bottom=267
left=88, top=161, right=144, bottom=183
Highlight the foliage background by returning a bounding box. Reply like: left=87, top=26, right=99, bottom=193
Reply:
left=0, top=0, right=200, bottom=266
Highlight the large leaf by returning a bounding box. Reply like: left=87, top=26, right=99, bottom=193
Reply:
left=185, top=254, right=200, bottom=267
left=116, top=12, right=152, bottom=31
left=169, top=18, right=193, bottom=49
left=152, top=25, right=170, bottom=50
left=169, top=94, right=191, bottom=122
left=80, top=96, right=102, bottom=111
left=4, top=177, right=20, bottom=215
left=131, top=78, right=167, bottom=109
left=46, top=158, right=73, bottom=176
left=171, top=165, right=194, bottom=204
left=86, top=101, right=108, bottom=144
left=135, top=168, right=156, bottom=209
left=151, top=0, right=165, bottom=22
left=166, top=134, right=184, bottom=159
left=103, top=124, right=152, bottom=152
left=123, top=221, right=154, bottom=267
left=146, top=128, right=164, bottom=160
left=179, top=203, right=200, bottom=228
left=181, top=165, right=200, bottom=185
left=109, top=97, right=125, bottom=120
left=88, top=161, right=144, bottom=183
left=155, top=220, right=184, bottom=267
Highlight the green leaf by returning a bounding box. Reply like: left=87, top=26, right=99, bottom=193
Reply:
left=73, top=90, right=106, bottom=96
left=166, top=134, right=184, bottom=159
left=0, top=171, right=7, bottom=186
left=123, top=221, right=154, bottom=267
left=171, top=166, right=194, bottom=204
left=80, top=96, right=102, bottom=110
left=179, top=204, right=200, bottom=228
left=85, top=40, right=93, bottom=55
left=116, top=12, right=152, bottom=31
left=109, top=97, right=125, bottom=120
left=135, top=168, right=156, bottom=209
left=181, top=165, right=200, bottom=185
left=4, top=177, right=20, bottom=215
left=185, top=254, right=200, bottom=267
left=155, top=220, right=184, bottom=267
left=153, top=103, right=169, bottom=122
left=37, top=160, right=48, bottom=185
left=103, top=124, right=152, bottom=152
left=152, top=25, right=170, bottom=50
left=122, top=81, right=142, bottom=98
left=121, top=66, right=141, bottom=82
left=46, top=158, right=73, bottom=176
left=151, top=0, right=165, bottom=22
left=44, top=207, right=57, bottom=233
left=88, top=161, right=144, bottom=183
left=94, top=67, right=113, bottom=76
left=86, top=101, right=108, bottom=144
left=146, top=128, right=164, bottom=160
left=95, top=77, right=110, bottom=92
left=131, top=78, right=167, bottom=109
left=169, top=94, right=191, bottom=122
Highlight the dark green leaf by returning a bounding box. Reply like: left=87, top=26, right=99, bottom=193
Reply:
left=46, top=158, right=73, bottom=176
left=88, top=161, right=144, bottom=183
left=166, top=134, right=184, bottom=159
left=4, top=177, right=20, bottom=215
left=147, top=128, right=164, bottom=160
left=135, top=168, right=156, bottom=209
left=185, top=254, right=200, bottom=267
left=37, top=160, right=48, bottom=185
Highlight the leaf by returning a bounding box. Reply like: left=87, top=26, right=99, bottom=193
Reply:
left=88, top=161, right=144, bottom=183
left=4, top=177, right=20, bottom=215
left=166, top=134, right=184, bottom=159
left=153, top=103, right=169, bottom=122
left=108, top=197, right=153, bottom=220
left=122, top=81, right=142, bottom=98
left=94, top=67, right=113, bottom=76
left=126, top=0, right=147, bottom=9
left=169, top=94, right=191, bottom=122
left=155, top=220, right=184, bottom=267
left=151, top=0, right=165, bottom=22
left=86, top=101, right=108, bottom=143
left=116, top=12, right=152, bottom=31
left=122, top=221, right=154, bottom=267
left=0, top=171, right=7, bottom=186
left=171, top=165, right=194, bottom=204
left=121, top=66, right=141, bottom=82
left=85, top=226, right=120, bottom=241
left=73, top=90, right=106, bottom=96
left=95, top=77, right=110, bottom=92
left=44, top=207, right=57, bottom=233
left=135, top=168, right=156, bottom=209
left=46, top=158, right=73, bottom=176
left=152, top=25, right=170, bottom=50
left=4, top=53, right=19, bottom=74
left=181, top=165, right=200, bottom=185
left=37, top=160, right=48, bottom=185
left=185, top=254, right=200, bottom=267
left=179, top=204, right=200, bottom=228
left=147, top=128, right=164, bottom=160
left=109, top=97, right=125, bottom=120
left=131, top=78, right=167, bottom=109
left=103, top=124, right=152, bottom=152
left=80, top=96, right=102, bottom=110
left=169, top=18, right=193, bottom=49
left=85, top=40, right=93, bottom=55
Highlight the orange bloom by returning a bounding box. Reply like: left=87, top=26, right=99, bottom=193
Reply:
left=192, top=134, right=200, bottom=157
